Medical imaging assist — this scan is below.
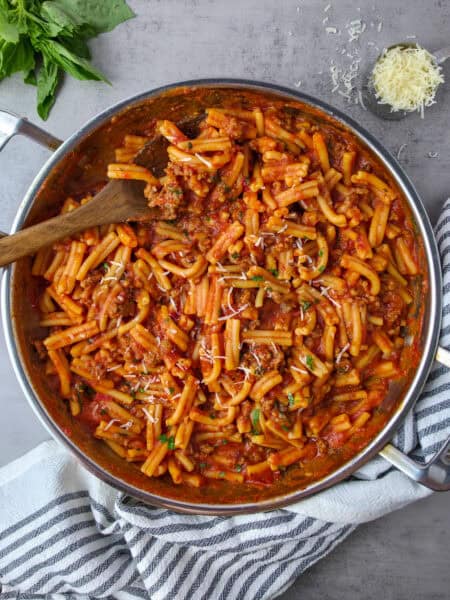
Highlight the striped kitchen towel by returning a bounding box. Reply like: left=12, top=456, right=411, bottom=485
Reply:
left=1, top=200, right=450, bottom=600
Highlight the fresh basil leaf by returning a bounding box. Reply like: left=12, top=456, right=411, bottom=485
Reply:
left=41, top=38, right=109, bottom=82
left=37, top=54, right=60, bottom=120
left=40, top=1, right=84, bottom=35
left=0, top=9, right=20, bottom=43
left=62, top=36, right=91, bottom=60
left=24, top=68, right=37, bottom=85
left=48, top=0, right=134, bottom=36
left=0, top=37, right=35, bottom=80
left=0, top=0, right=132, bottom=119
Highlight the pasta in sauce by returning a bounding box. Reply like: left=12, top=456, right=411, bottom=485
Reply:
left=32, top=102, right=424, bottom=490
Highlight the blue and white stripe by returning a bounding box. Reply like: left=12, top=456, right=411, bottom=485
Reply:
left=1, top=201, right=449, bottom=600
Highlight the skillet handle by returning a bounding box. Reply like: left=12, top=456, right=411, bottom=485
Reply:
left=0, top=109, right=62, bottom=151
left=379, top=441, right=450, bottom=491
left=379, top=345, right=450, bottom=491
left=0, top=109, right=62, bottom=242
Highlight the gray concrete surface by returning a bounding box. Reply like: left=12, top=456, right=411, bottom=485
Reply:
left=0, top=0, right=448, bottom=598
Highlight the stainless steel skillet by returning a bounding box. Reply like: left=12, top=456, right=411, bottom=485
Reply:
left=0, top=79, right=449, bottom=515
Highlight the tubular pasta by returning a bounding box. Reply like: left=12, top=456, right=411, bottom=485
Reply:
left=30, top=100, right=424, bottom=491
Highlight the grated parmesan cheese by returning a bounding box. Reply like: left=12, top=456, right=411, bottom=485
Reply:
left=195, top=153, right=213, bottom=168
left=357, top=89, right=367, bottom=110
left=291, top=365, right=308, bottom=375
left=397, top=144, right=407, bottom=160
left=104, top=419, right=120, bottom=431
left=218, top=303, right=249, bottom=321
left=371, top=45, right=444, bottom=114
left=347, top=19, right=366, bottom=43
left=336, top=343, right=350, bottom=364
left=237, top=365, right=252, bottom=380
left=329, top=58, right=361, bottom=101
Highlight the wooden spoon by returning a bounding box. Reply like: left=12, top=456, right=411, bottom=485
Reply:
left=0, top=115, right=203, bottom=268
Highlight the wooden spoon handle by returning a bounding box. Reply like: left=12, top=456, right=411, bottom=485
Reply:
left=0, top=207, right=105, bottom=267
left=0, top=183, right=132, bottom=268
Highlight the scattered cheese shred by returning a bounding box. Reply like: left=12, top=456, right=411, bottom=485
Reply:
left=329, top=58, right=361, bottom=101
left=371, top=45, right=444, bottom=114
left=347, top=19, right=366, bottom=43
left=396, top=143, right=407, bottom=160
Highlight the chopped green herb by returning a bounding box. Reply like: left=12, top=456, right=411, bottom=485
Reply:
left=158, top=434, right=168, bottom=443
left=187, top=141, right=193, bottom=149
left=318, top=249, right=324, bottom=257
left=102, top=262, right=109, bottom=272
left=251, top=408, right=261, bottom=432
left=168, top=436, right=175, bottom=450
left=138, top=388, right=146, bottom=394
left=235, top=464, right=243, bottom=472
left=199, top=462, right=207, bottom=469
left=100, top=408, right=108, bottom=415
left=287, top=392, right=295, bottom=407
left=301, top=300, right=311, bottom=311
left=269, top=268, right=279, bottom=277
left=219, top=471, right=226, bottom=478
left=209, top=413, right=216, bottom=419
left=222, top=439, right=228, bottom=445
left=251, top=275, right=264, bottom=282
left=231, top=252, right=240, bottom=259
left=223, top=184, right=232, bottom=193
left=306, top=355, right=314, bottom=370
left=318, top=265, right=326, bottom=273
left=281, top=424, right=290, bottom=431
left=168, top=387, right=175, bottom=394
